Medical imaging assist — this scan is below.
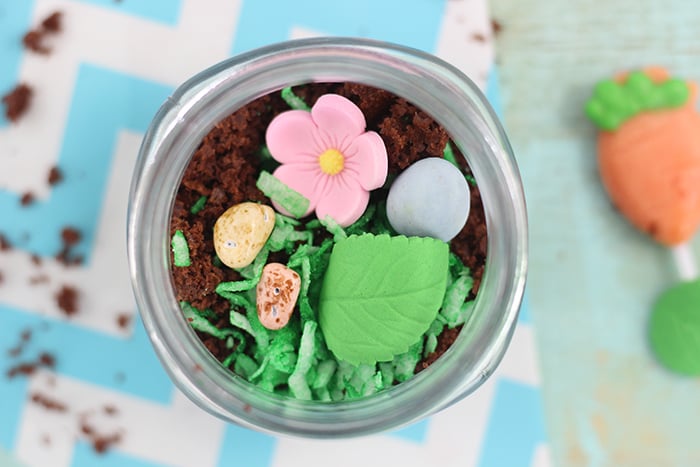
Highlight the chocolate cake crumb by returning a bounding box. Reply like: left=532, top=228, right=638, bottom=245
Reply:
left=55, top=228, right=83, bottom=266
left=491, top=19, right=503, bottom=36
left=80, top=420, right=123, bottom=454
left=31, top=254, right=42, bottom=266
left=31, top=392, right=68, bottom=412
left=417, top=327, right=462, bottom=371
left=22, top=11, right=63, bottom=54
left=103, top=405, right=118, bottom=416
left=6, top=352, right=56, bottom=378
left=39, top=352, right=56, bottom=368
left=0, top=271, right=3, bottom=286
left=0, top=234, right=10, bottom=251
left=48, top=166, right=64, bottom=186
left=55, top=285, right=79, bottom=316
left=61, top=227, right=81, bottom=246
left=471, top=33, right=487, bottom=42
left=116, top=313, right=131, bottom=330
left=41, top=434, right=51, bottom=446
left=20, top=191, right=35, bottom=206
left=41, top=12, right=63, bottom=33
left=2, top=84, right=33, bottom=122
left=22, top=30, right=50, bottom=54
left=21, top=329, right=32, bottom=341
left=114, top=372, right=126, bottom=384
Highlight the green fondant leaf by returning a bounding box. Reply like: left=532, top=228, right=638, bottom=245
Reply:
left=318, top=234, right=449, bottom=366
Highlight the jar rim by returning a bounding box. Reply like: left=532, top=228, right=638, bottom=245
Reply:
left=127, top=37, right=527, bottom=438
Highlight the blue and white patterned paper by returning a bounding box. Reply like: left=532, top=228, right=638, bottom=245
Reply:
left=0, top=1, right=549, bottom=466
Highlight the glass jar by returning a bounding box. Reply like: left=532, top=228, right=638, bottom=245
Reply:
left=127, top=37, right=527, bottom=438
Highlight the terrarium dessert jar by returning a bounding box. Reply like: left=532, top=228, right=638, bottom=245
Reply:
left=127, top=38, right=527, bottom=437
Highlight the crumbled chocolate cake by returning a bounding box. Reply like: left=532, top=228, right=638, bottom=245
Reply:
left=61, top=227, right=81, bottom=246
left=2, top=84, right=33, bottom=122
left=30, top=392, right=68, bottom=412
left=0, top=234, right=11, bottom=251
left=20, top=191, right=35, bottom=206
left=55, top=285, right=79, bottom=316
left=170, top=83, right=487, bottom=389
left=41, top=12, right=63, bottom=33
left=116, top=313, right=131, bottom=330
left=55, top=227, right=83, bottom=266
left=6, top=351, right=56, bottom=379
left=22, top=11, right=63, bottom=54
left=48, top=166, right=64, bottom=186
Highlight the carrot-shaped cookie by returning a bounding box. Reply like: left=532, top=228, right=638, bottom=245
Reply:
left=586, top=67, right=700, bottom=246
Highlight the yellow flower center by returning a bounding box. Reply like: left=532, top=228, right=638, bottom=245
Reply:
left=318, top=148, right=345, bottom=175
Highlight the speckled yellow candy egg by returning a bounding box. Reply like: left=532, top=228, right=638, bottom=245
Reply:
left=213, top=202, right=275, bottom=269
left=256, top=263, right=301, bottom=330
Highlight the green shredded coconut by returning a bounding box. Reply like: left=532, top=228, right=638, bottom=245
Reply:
left=171, top=230, right=191, bottom=267
left=443, top=141, right=458, bottom=166
left=585, top=72, right=690, bottom=131
left=319, top=215, right=347, bottom=242
left=185, top=193, right=477, bottom=401
left=281, top=87, right=311, bottom=111
left=443, top=142, right=476, bottom=186
left=181, top=302, right=232, bottom=339
left=189, top=195, right=207, bottom=215
left=256, top=171, right=310, bottom=218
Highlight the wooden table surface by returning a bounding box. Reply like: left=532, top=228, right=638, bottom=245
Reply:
left=491, top=0, right=700, bottom=465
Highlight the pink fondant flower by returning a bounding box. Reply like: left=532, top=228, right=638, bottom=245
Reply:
left=265, top=94, right=388, bottom=227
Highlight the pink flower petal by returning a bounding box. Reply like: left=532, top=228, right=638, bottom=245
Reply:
left=271, top=163, right=323, bottom=217
left=311, top=94, right=366, bottom=147
left=266, top=110, right=323, bottom=164
left=344, top=131, right=388, bottom=191
left=315, top=174, right=370, bottom=227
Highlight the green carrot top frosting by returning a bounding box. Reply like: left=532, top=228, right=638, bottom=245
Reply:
left=585, top=71, right=690, bottom=131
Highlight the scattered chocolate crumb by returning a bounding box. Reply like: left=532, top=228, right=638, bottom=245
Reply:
left=6, top=352, right=55, bottom=378
left=22, top=30, right=50, bottom=54
left=39, top=352, right=56, bottom=368
left=116, top=313, right=131, bottom=330
left=2, top=83, right=33, bottom=123
left=93, top=432, right=122, bottom=454
left=471, top=33, right=487, bottom=42
left=103, top=405, right=118, bottom=416
left=41, top=434, right=51, bottom=446
left=193, top=364, right=202, bottom=372
left=0, top=234, right=10, bottom=251
left=0, top=270, right=3, bottom=286
left=80, top=420, right=123, bottom=454
left=31, top=254, right=42, bottom=266
left=48, top=166, right=63, bottom=186
left=7, top=328, right=31, bottom=357
left=22, top=11, right=63, bottom=54
left=31, top=392, right=68, bottom=412
left=61, top=227, right=81, bottom=246
left=243, top=404, right=252, bottom=413
left=20, top=191, right=35, bottom=206
left=114, top=372, right=126, bottom=384
left=491, top=19, right=503, bottom=36
left=55, top=285, right=79, bottom=316
left=41, top=12, right=63, bottom=33
left=29, top=274, right=50, bottom=285
left=55, top=227, right=83, bottom=266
